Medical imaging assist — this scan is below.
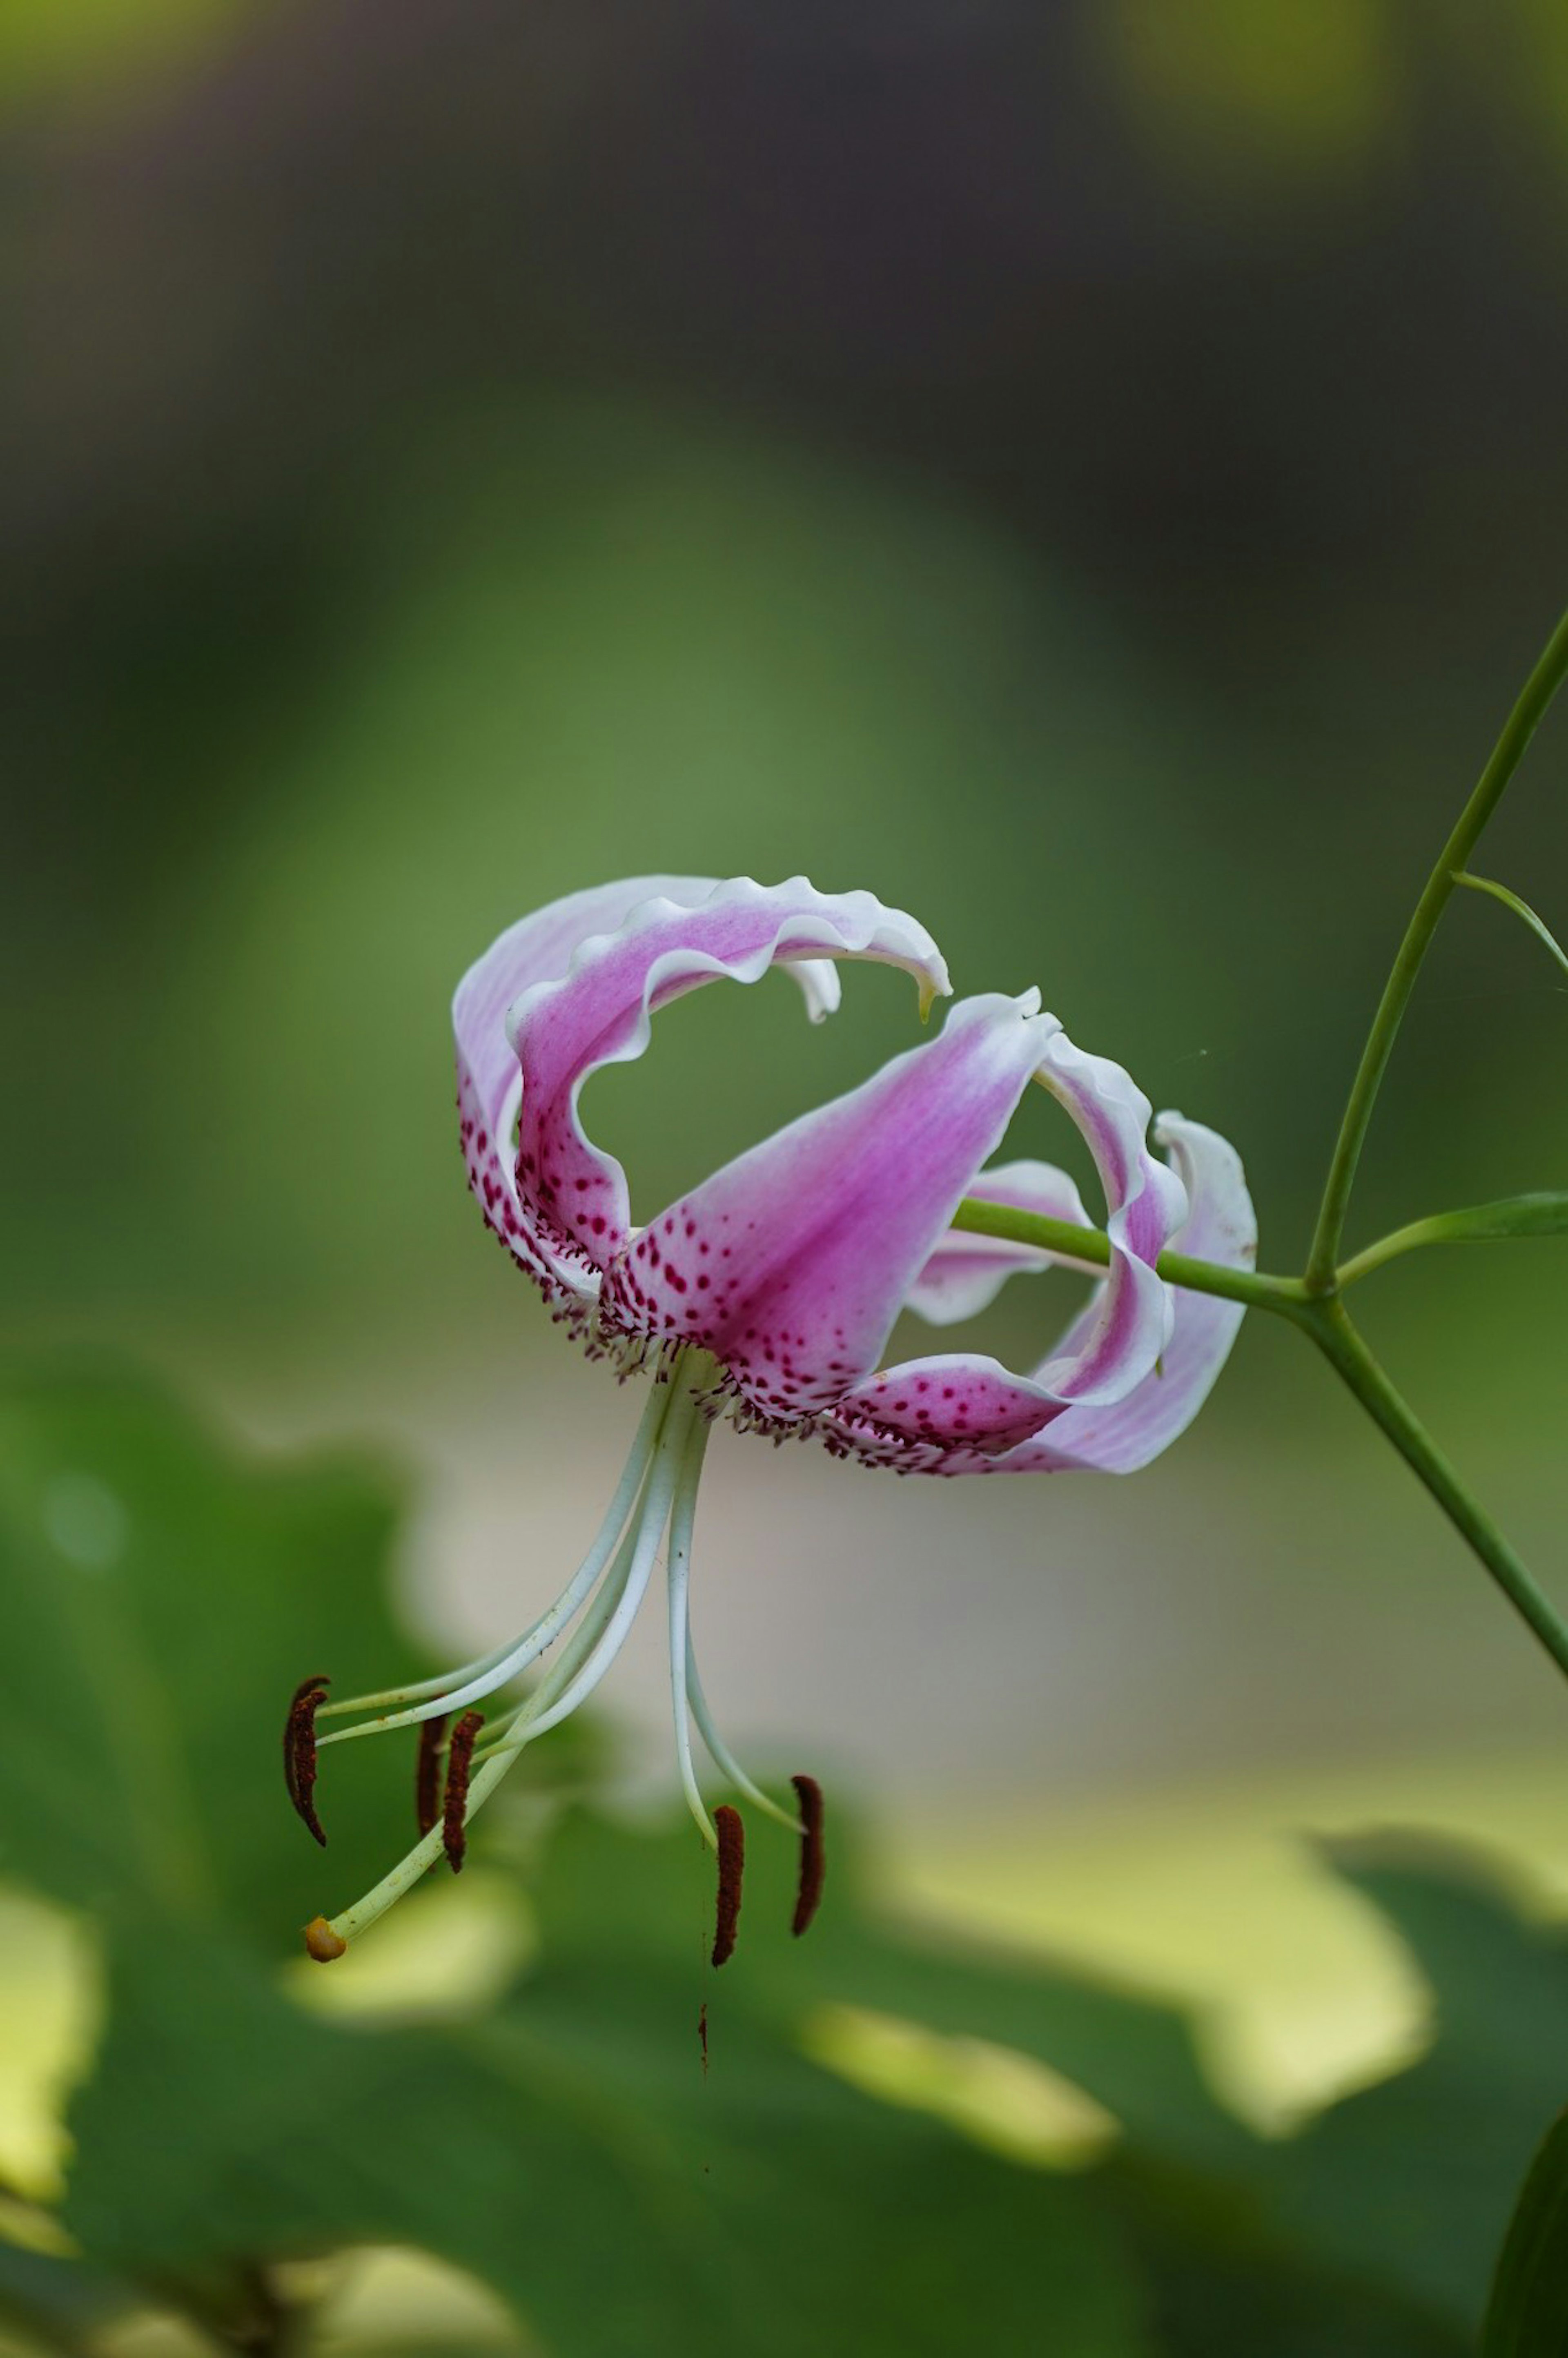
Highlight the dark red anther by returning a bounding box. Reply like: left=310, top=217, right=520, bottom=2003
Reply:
left=441, top=1710, right=485, bottom=1872
left=415, top=1712, right=450, bottom=1837
left=710, top=1805, right=745, bottom=1968
left=283, top=1675, right=331, bottom=1847
left=790, top=1774, right=825, bottom=1937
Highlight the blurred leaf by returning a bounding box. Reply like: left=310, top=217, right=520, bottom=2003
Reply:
left=3, top=1374, right=1141, bottom=2352
left=13, top=1374, right=1568, bottom=2357
left=0, top=2234, right=132, bottom=2356
left=529, top=1804, right=1254, bottom=2180
left=0, top=1371, right=430, bottom=1948
left=0, top=1371, right=596, bottom=1957
left=1481, top=2108, right=1568, bottom=2357
left=64, top=1911, right=1150, bottom=2357
left=1251, top=1840, right=1568, bottom=2340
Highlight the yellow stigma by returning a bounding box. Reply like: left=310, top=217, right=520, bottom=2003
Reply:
left=304, top=1915, right=347, bottom=1963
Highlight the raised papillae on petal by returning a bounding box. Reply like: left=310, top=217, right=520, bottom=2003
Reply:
left=452, top=876, right=948, bottom=1300
left=601, top=992, right=1062, bottom=1423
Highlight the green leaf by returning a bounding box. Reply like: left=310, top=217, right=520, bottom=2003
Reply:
left=0, top=2234, right=134, bottom=2356
left=1482, top=2109, right=1568, bottom=2356
left=0, top=1369, right=425, bottom=1946
left=0, top=1370, right=591, bottom=1955
left=1412, top=1196, right=1568, bottom=1245
left=528, top=1803, right=1253, bottom=2178
left=13, top=1372, right=1567, bottom=2357
left=64, top=1909, right=1151, bottom=2357
left=1250, top=1839, right=1568, bottom=2340
left=1452, top=871, right=1568, bottom=983
left=4, top=1375, right=1144, bottom=2354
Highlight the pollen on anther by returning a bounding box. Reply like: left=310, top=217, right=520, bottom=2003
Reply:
left=790, top=1774, right=825, bottom=1937
left=415, top=1712, right=450, bottom=1837
left=442, top=1710, right=485, bottom=1873
left=284, top=1674, right=331, bottom=1848
left=711, top=1804, right=745, bottom=1968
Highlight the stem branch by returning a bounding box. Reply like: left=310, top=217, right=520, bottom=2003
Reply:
left=949, top=1197, right=1308, bottom=1315
left=1306, top=607, right=1568, bottom=1290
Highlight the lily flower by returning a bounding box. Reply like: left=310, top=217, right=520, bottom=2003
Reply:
left=295, top=877, right=1254, bottom=1964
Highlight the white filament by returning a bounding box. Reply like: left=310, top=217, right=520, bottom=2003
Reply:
left=318, top=1374, right=673, bottom=1746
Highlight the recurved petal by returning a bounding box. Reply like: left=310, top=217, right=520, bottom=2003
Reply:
left=904, top=1159, right=1096, bottom=1328
left=507, top=878, right=951, bottom=1273
left=826, top=1352, right=1068, bottom=1461
left=455, top=876, right=716, bottom=1297
left=954, top=1113, right=1256, bottom=1475
left=1025, top=1031, right=1188, bottom=1407
left=601, top=992, right=1060, bottom=1421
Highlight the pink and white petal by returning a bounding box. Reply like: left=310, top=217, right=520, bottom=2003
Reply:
left=601, top=992, right=1060, bottom=1420
left=508, top=878, right=951, bottom=1269
left=968, top=1113, right=1256, bottom=1475
left=1027, top=1030, right=1189, bottom=1407
left=904, top=1159, right=1096, bottom=1328
left=827, top=1352, right=1068, bottom=1462
left=454, top=875, right=718, bottom=1295
left=787, top=957, right=843, bottom=1024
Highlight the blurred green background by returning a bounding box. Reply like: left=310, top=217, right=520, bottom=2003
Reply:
left=2, top=1, right=1568, bottom=2349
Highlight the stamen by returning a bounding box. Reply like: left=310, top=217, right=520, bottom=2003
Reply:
left=283, top=1675, right=331, bottom=1847
left=316, top=1374, right=676, bottom=1750
left=442, top=1710, right=485, bottom=1873
left=666, top=1413, right=717, bottom=1846
left=415, top=1712, right=449, bottom=1836
left=479, top=1389, right=701, bottom=1771
left=295, top=1357, right=707, bottom=1955
left=470, top=1492, right=649, bottom=1766
left=684, top=1634, right=798, bottom=1833
left=711, top=1804, right=745, bottom=1967
left=790, top=1774, right=825, bottom=1937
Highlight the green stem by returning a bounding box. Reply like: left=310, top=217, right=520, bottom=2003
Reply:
left=1301, top=1299, right=1568, bottom=1680
left=1305, top=606, right=1568, bottom=1293
left=1336, top=1212, right=1486, bottom=1288
left=949, top=1196, right=1309, bottom=1316
left=954, top=1195, right=1568, bottom=1683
